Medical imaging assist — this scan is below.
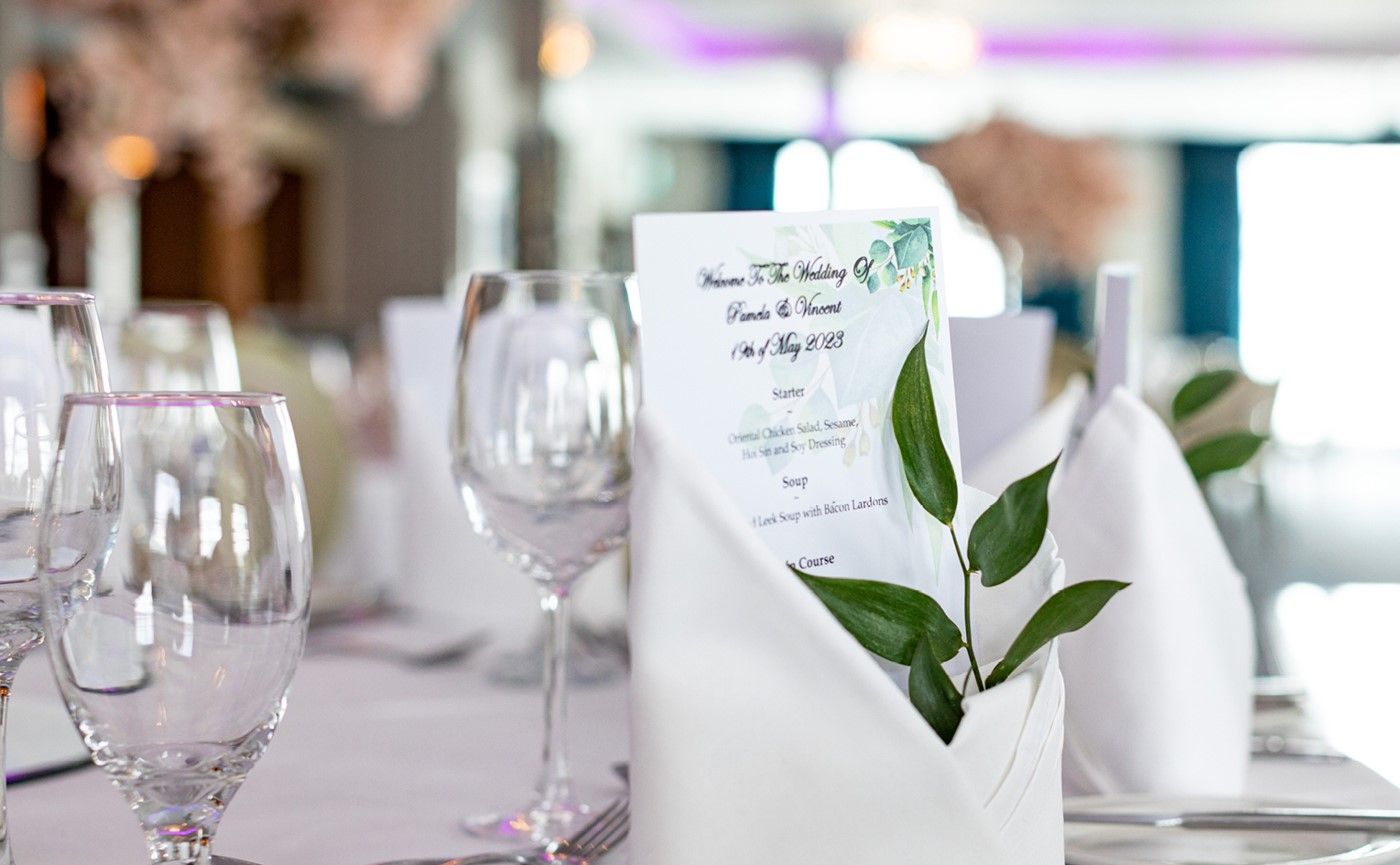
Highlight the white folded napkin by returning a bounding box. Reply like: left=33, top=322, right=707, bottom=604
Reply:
left=1053, top=388, right=1255, bottom=797
left=629, top=413, right=1067, bottom=865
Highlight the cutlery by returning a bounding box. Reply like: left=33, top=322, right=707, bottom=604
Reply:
left=1066, top=806, right=1400, bottom=834
left=307, top=631, right=491, bottom=669
left=574, top=622, right=630, bottom=666
left=1251, top=734, right=1350, bottom=762
left=308, top=601, right=396, bottom=631
left=6, top=755, right=92, bottom=786
left=1253, top=675, right=1308, bottom=710
left=373, top=794, right=630, bottom=865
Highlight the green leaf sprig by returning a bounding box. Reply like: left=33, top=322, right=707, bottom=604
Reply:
left=1170, top=369, right=1269, bottom=483
left=794, top=327, right=1128, bottom=743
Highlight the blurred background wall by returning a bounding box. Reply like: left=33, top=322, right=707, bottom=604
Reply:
left=6, top=0, right=1400, bottom=715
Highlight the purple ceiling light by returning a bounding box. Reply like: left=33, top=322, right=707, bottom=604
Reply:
left=575, top=0, right=843, bottom=64
left=576, top=0, right=1304, bottom=65
left=983, top=30, right=1300, bottom=62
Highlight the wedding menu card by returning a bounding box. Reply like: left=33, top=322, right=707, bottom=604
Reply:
left=633, top=209, right=962, bottom=602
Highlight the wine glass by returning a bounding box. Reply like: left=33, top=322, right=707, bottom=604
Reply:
left=37, top=392, right=311, bottom=865
left=0, top=289, right=109, bottom=864
left=117, top=302, right=241, bottom=391
left=449, top=272, right=637, bottom=842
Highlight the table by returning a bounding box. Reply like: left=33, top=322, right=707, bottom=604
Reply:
left=7, top=643, right=1399, bottom=864
left=6, top=647, right=629, bottom=864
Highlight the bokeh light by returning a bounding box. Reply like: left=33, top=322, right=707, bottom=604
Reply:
left=104, top=134, right=159, bottom=181
left=2, top=67, right=46, bottom=161
left=848, top=12, right=982, bottom=75
left=539, top=18, right=594, bottom=80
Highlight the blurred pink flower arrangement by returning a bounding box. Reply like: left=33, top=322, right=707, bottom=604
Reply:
left=920, top=118, right=1128, bottom=276
left=38, top=0, right=461, bottom=219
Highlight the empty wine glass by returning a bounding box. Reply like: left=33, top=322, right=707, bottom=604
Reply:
left=0, top=289, right=109, bottom=864
left=38, top=392, right=310, bottom=865
left=118, top=302, right=241, bottom=391
left=449, top=272, right=637, bottom=842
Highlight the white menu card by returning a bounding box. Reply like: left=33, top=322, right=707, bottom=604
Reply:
left=633, top=209, right=962, bottom=601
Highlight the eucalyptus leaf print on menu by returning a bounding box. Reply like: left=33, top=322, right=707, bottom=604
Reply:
left=859, top=219, right=938, bottom=320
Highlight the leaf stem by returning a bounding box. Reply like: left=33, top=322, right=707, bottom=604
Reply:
left=949, top=529, right=985, bottom=693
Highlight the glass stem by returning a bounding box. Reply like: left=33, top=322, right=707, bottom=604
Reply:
left=145, top=832, right=212, bottom=865
left=0, top=679, right=13, bottom=865
left=536, top=585, right=575, bottom=814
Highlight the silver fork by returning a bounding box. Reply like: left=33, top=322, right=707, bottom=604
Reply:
left=375, top=795, right=630, bottom=865
left=535, top=795, right=629, bottom=864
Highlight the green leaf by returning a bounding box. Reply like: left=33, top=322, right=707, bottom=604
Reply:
left=897, top=219, right=929, bottom=234
left=869, top=239, right=891, bottom=264
left=986, top=580, right=1130, bottom=687
left=893, top=225, right=931, bottom=270
left=969, top=456, right=1059, bottom=587
left=873, top=219, right=898, bottom=229
left=794, top=570, right=963, bottom=664
left=892, top=328, right=958, bottom=525
left=1184, top=432, right=1268, bottom=482
left=910, top=637, right=964, bottom=744
left=1171, top=370, right=1239, bottom=423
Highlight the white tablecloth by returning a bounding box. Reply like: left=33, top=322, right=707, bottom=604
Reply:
left=6, top=643, right=1399, bottom=864
left=7, top=648, right=629, bottom=864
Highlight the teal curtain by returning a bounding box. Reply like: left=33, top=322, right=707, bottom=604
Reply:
left=1179, top=143, right=1246, bottom=338
left=723, top=141, right=782, bottom=211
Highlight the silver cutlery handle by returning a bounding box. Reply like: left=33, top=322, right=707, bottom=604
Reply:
left=1067, top=807, right=1400, bottom=834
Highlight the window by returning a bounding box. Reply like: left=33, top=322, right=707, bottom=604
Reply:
left=772, top=138, right=1006, bottom=316
left=1238, top=143, right=1400, bottom=448
left=773, top=140, right=830, bottom=212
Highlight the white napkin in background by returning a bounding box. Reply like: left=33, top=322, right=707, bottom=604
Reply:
left=381, top=298, right=626, bottom=636
left=381, top=298, right=534, bottom=633
left=968, top=375, right=1089, bottom=496
left=1054, top=388, right=1255, bottom=797
left=630, top=413, right=1066, bottom=865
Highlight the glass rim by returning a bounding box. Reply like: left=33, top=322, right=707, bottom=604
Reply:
left=63, top=391, right=286, bottom=409
left=0, top=289, right=96, bottom=306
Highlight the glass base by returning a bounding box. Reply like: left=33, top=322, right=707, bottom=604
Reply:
left=151, top=851, right=260, bottom=856
left=461, top=797, right=590, bottom=845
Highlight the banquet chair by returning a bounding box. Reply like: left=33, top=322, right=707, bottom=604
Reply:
left=381, top=297, right=536, bottom=633
left=950, top=307, right=1057, bottom=477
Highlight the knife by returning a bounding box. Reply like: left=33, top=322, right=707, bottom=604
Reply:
left=1066, top=807, right=1400, bottom=834
left=1251, top=734, right=1350, bottom=762
left=6, top=755, right=93, bottom=786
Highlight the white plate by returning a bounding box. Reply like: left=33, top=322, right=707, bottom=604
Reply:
left=1065, top=795, right=1400, bottom=865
